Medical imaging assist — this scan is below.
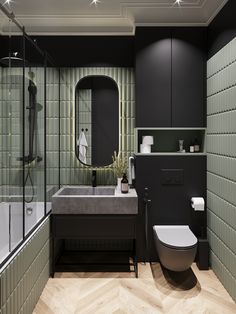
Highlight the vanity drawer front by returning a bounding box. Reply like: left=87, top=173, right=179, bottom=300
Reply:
left=52, top=215, right=136, bottom=239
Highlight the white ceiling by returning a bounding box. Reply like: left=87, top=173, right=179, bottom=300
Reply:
left=0, top=0, right=229, bottom=35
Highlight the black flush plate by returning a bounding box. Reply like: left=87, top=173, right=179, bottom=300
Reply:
left=161, top=169, right=184, bottom=185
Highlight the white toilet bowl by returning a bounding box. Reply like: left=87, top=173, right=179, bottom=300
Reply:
left=153, top=225, right=197, bottom=272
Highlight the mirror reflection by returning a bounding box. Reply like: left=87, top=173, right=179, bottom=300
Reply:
left=75, top=75, right=119, bottom=167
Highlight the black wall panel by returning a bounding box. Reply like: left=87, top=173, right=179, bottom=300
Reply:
left=0, top=35, right=134, bottom=67
left=135, top=155, right=206, bottom=261
left=31, top=36, right=134, bottom=67
left=208, top=0, right=236, bottom=59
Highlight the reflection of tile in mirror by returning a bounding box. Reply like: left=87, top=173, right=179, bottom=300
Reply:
left=78, top=89, right=92, bottom=164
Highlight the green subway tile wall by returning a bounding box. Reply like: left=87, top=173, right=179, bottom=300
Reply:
left=207, top=37, right=236, bottom=301
left=0, top=68, right=23, bottom=196
left=0, top=67, right=47, bottom=200
left=77, top=89, right=92, bottom=165
left=0, top=66, right=60, bottom=209
left=0, top=65, right=3, bottom=200
left=60, top=67, right=135, bottom=185
left=46, top=67, right=60, bottom=212
left=0, top=217, right=50, bottom=314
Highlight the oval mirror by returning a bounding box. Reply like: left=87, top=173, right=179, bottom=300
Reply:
left=75, top=75, right=119, bottom=167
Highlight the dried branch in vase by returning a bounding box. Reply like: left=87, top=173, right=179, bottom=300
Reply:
left=112, top=151, right=127, bottom=178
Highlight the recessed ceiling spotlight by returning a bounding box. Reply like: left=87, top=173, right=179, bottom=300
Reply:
left=90, top=0, right=101, bottom=6
left=3, top=0, right=12, bottom=6
left=174, top=0, right=183, bottom=5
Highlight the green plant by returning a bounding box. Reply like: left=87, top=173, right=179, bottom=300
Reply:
left=112, top=151, right=127, bottom=178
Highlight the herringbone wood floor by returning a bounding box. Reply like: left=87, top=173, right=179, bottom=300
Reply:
left=33, top=263, right=236, bottom=313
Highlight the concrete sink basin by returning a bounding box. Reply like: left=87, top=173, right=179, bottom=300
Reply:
left=52, top=185, right=138, bottom=215
left=57, top=186, right=115, bottom=196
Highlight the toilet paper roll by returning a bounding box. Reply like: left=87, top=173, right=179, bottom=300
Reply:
left=140, top=144, right=151, bottom=153
left=191, top=197, right=205, bottom=211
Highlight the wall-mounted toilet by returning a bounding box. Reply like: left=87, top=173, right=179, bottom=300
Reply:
left=153, top=225, right=198, bottom=272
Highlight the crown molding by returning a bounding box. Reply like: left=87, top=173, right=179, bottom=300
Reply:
left=135, top=22, right=207, bottom=27
left=206, top=0, right=228, bottom=25
left=0, top=0, right=228, bottom=36
left=0, top=16, right=135, bottom=36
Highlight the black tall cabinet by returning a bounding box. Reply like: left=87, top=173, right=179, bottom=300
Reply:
left=135, top=27, right=207, bottom=263
left=135, top=27, right=207, bottom=127
left=135, top=28, right=172, bottom=127
left=172, top=28, right=206, bottom=127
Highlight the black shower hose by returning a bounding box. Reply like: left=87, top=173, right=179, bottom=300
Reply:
left=24, top=165, right=35, bottom=203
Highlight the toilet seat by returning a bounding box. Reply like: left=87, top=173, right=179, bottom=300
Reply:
left=153, top=225, right=197, bottom=250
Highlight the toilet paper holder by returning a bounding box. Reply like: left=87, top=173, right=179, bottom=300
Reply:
left=191, top=197, right=205, bottom=211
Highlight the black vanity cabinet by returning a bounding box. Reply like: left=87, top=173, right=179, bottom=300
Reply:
left=135, top=27, right=206, bottom=128
left=51, top=214, right=138, bottom=276
left=135, top=155, right=206, bottom=261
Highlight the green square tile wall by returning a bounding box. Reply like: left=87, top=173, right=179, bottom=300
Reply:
left=60, top=67, right=135, bottom=185
left=207, top=37, right=236, bottom=302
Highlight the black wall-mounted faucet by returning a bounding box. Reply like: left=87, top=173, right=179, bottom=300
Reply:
left=92, top=170, right=97, bottom=187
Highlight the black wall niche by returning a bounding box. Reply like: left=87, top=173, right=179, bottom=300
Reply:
left=30, top=36, right=134, bottom=67
left=208, top=0, right=236, bottom=59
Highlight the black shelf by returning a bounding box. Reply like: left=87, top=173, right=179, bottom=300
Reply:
left=55, top=250, right=136, bottom=273
left=136, top=128, right=206, bottom=154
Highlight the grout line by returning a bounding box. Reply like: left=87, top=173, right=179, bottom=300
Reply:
left=207, top=228, right=236, bottom=280
left=207, top=170, right=236, bottom=185
left=207, top=207, right=236, bottom=235
left=207, top=188, right=236, bottom=209
left=207, top=83, right=236, bottom=98
left=207, top=108, right=236, bottom=117
left=207, top=152, right=236, bottom=158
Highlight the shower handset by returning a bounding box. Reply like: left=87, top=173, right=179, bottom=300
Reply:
left=27, top=80, right=38, bottom=163
left=17, top=79, right=43, bottom=164
left=18, top=80, right=41, bottom=164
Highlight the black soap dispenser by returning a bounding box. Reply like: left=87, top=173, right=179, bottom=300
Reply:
left=121, top=173, right=129, bottom=194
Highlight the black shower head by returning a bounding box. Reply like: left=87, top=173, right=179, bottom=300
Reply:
left=0, top=56, right=23, bottom=66
left=0, top=52, right=27, bottom=67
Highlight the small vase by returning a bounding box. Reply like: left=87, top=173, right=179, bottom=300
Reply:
left=117, top=177, right=122, bottom=192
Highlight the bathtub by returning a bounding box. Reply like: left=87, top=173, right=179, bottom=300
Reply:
left=24, top=202, right=44, bottom=235
left=1, top=200, right=45, bottom=263
left=0, top=203, right=10, bottom=263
